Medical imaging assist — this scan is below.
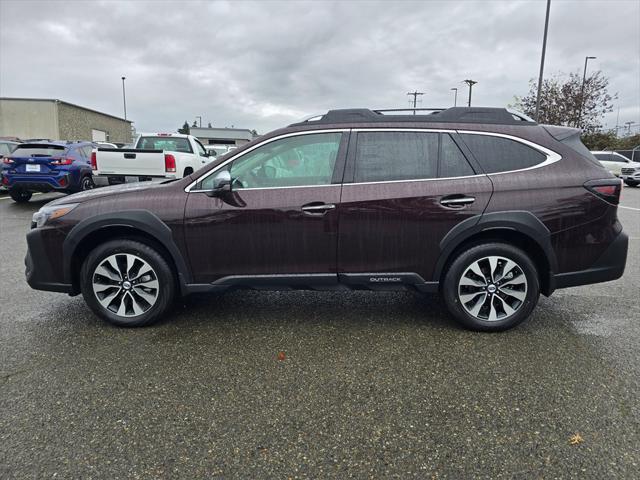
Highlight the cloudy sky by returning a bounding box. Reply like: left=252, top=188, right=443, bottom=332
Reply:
left=1, top=0, right=638, bottom=134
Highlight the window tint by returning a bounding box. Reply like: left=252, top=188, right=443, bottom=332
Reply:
left=194, top=140, right=207, bottom=156
left=224, top=133, right=341, bottom=189
left=82, top=146, right=93, bottom=157
left=0, top=144, right=12, bottom=156
left=355, top=132, right=438, bottom=182
left=11, top=145, right=65, bottom=157
left=440, top=134, right=474, bottom=177
left=460, top=134, right=546, bottom=173
left=593, top=153, right=611, bottom=161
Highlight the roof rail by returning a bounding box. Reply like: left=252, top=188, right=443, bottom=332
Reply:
left=289, top=107, right=537, bottom=127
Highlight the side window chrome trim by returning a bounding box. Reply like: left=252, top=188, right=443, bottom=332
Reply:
left=185, top=129, right=349, bottom=192
left=346, top=173, right=486, bottom=187
left=456, top=130, right=562, bottom=174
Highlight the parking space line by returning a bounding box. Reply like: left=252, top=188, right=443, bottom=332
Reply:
left=619, top=205, right=640, bottom=212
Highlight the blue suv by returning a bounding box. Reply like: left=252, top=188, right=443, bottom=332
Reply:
left=1, top=141, right=95, bottom=202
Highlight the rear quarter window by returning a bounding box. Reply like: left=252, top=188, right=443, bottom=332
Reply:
left=459, top=133, right=546, bottom=174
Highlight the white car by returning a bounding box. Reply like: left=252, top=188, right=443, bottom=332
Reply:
left=92, top=133, right=213, bottom=186
left=591, top=151, right=632, bottom=177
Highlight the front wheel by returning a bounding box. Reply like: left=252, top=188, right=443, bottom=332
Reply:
left=9, top=189, right=32, bottom=203
left=442, top=243, right=540, bottom=332
left=80, top=240, right=175, bottom=327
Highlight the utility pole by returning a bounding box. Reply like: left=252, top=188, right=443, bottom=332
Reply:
left=625, top=121, right=635, bottom=135
left=535, top=0, right=551, bottom=121
left=577, top=55, right=596, bottom=128
left=463, top=80, right=477, bottom=107
left=121, top=76, right=127, bottom=121
left=196, top=116, right=202, bottom=128
left=451, top=87, right=458, bottom=107
left=407, top=91, right=424, bottom=115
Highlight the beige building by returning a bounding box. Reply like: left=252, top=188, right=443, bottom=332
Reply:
left=0, top=97, right=133, bottom=143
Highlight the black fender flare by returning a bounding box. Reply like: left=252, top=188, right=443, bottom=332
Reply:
left=62, top=210, right=191, bottom=287
left=433, top=210, right=558, bottom=282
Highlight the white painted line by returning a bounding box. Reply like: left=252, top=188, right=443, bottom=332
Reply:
left=619, top=205, right=640, bottom=212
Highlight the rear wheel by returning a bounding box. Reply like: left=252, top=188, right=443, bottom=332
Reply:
left=9, top=189, right=32, bottom=203
left=442, top=243, right=540, bottom=331
left=80, top=240, right=175, bottom=327
left=624, top=180, right=638, bottom=187
left=80, top=175, right=95, bottom=191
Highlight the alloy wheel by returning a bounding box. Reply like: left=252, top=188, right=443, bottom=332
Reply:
left=458, top=255, right=528, bottom=322
left=92, top=253, right=159, bottom=317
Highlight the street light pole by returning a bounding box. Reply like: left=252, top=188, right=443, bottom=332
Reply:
left=121, top=76, right=127, bottom=121
left=196, top=116, right=202, bottom=128
left=463, top=80, right=477, bottom=107
left=535, top=0, right=551, bottom=121
left=451, top=87, right=458, bottom=107
left=577, top=55, right=596, bottom=128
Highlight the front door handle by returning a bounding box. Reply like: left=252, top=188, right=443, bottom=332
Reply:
left=301, top=203, right=336, bottom=216
left=440, top=195, right=476, bottom=208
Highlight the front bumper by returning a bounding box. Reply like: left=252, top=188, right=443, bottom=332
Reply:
left=553, top=230, right=629, bottom=289
left=25, top=227, right=74, bottom=294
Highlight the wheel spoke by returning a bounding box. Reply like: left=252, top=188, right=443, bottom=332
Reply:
left=126, top=254, right=137, bottom=278
left=97, top=288, right=121, bottom=308
left=460, top=291, right=484, bottom=303
left=469, top=293, right=488, bottom=317
left=495, top=295, right=516, bottom=317
left=94, top=265, right=121, bottom=283
left=129, top=293, right=145, bottom=316
left=132, top=286, right=156, bottom=303
left=468, top=261, right=487, bottom=284
left=487, top=297, right=499, bottom=321
left=500, top=273, right=525, bottom=287
left=495, top=259, right=517, bottom=283
left=500, top=286, right=527, bottom=302
left=137, top=278, right=159, bottom=290
left=488, top=257, right=499, bottom=283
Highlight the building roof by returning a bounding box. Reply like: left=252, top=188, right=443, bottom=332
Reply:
left=0, top=97, right=132, bottom=123
left=190, top=127, right=254, bottom=140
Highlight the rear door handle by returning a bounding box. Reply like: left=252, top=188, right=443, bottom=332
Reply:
left=440, top=195, right=476, bottom=207
left=301, top=203, right=336, bottom=216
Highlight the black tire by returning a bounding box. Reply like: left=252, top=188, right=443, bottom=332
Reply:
left=442, top=243, right=540, bottom=332
left=80, top=240, right=175, bottom=327
left=80, top=175, right=95, bottom=191
left=624, top=180, right=638, bottom=187
left=9, top=189, right=32, bottom=203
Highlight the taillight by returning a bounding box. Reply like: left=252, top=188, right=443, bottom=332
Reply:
left=90, top=151, right=97, bottom=170
left=164, top=153, right=176, bottom=173
left=3, top=157, right=14, bottom=165
left=584, top=179, right=622, bottom=205
left=50, top=157, right=74, bottom=166
left=1, top=176, right=8, bottom=186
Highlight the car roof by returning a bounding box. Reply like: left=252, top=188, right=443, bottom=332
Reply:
left=16, top=141, right=93, bottom=148
left=289, top=107, right=537, bottom=127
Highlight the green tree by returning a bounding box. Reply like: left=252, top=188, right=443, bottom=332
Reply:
left=207, top=122, right=213, bottom=128
left=515, top=71, right=616, bottom=133
left=178, top=121, right=190, bottom=135
left=581, top=131, right=617, bottom=150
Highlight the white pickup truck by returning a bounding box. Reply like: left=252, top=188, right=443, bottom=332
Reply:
left=91, top=133, right=213, bottom=186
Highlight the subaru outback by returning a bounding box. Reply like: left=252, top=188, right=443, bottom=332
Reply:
left=25, top=107, right=628, bottom=331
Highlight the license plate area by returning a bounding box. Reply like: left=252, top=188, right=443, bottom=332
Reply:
left=26, top=164, right=41, bottom=172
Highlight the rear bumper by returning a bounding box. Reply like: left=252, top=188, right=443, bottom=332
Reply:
left=25, top=228, right=74, bottom=294
left=5, top=173, right=72, bottom=192
left=552, top=231, right=628, bottom=290
left=93, top=174, right=174, bottom=186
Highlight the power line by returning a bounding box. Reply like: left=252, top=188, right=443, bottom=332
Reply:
left=407, top=91, right=424, bottom=115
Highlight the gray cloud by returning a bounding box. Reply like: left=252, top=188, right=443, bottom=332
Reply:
left=1, top=0, right=638, bottom=134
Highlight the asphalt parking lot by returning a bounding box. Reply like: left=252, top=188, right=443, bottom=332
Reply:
left=1, top=187, right=639, bottom=479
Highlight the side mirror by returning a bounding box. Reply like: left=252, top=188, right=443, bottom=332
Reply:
left=205, top=169, right=231, bottom=197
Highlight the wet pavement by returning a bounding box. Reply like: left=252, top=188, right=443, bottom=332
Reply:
left=1, top=187, right=639, bottom=478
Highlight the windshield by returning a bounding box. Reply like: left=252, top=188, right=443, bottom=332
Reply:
left=11, top=145, right=66, bottom=157
left=137, top=136, right=192, bottom=153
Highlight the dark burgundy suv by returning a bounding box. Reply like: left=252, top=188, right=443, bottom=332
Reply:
left=25, top=107, right=628, bottom=331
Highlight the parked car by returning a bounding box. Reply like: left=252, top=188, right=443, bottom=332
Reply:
left=2, top=141, right=95, bottom=202
left=591, top=150, right=635, bottom=177
left=94, top=141, right=118, bottom=149
left=0, top=140, right=21, bottom=192
left=25, top=107, right=628, bottom=331
left=92, top=133, right=213, bottom=186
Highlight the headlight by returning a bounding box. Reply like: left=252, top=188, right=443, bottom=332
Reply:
left=32, top=203, right=79, bottom=228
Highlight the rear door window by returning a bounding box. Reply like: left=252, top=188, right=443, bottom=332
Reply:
left=439, top=134, right=475, bottom=177
left=354, top=132, right=438, bottom=182
left=459, top=134, right=546, bottom=173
